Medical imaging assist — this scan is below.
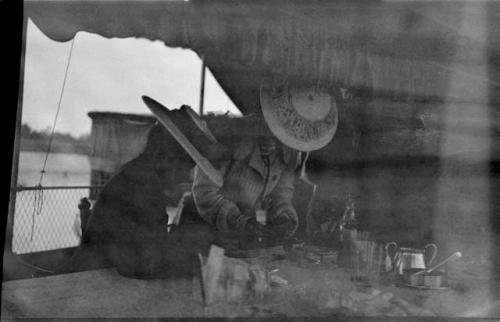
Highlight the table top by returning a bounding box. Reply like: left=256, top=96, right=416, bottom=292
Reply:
left=3, top=259, right=499, bottom=318
left=2, top=268, right=209, bottom=318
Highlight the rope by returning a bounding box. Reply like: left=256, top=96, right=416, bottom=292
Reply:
left=30, top=37, right=76, bottom=244
left=38, top=38, right=76, bottom=186
left=29, top=187, right=43, bottom=242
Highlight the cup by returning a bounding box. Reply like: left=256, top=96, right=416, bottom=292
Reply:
left=347, top=230, right=383, bottom=284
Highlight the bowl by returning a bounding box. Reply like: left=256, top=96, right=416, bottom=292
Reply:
left=403, top=269, right=444, bottom=288
left=423, top=271, right=443, bottom=289
left=403, top=268, right=425, bottom=286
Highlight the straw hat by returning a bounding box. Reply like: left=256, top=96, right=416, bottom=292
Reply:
left=260, top=78, right=338, bottom=152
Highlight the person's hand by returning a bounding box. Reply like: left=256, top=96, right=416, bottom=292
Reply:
left=245, top=218, right=273, bottom=238
left=270, top=214, right=298, bottom=238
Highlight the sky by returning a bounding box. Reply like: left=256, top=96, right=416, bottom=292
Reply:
left=22, top=19, right=240, bottom=137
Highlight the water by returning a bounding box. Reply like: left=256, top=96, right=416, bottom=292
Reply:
left=12, top=151, right=91, bottom=254
left=17, top=151, right=90, bottom=187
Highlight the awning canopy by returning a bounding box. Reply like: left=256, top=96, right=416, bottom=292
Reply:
left=25, top=0, right=500, bottom=115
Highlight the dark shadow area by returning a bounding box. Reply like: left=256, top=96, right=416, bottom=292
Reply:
left=487, top=0, right=500, bottom=300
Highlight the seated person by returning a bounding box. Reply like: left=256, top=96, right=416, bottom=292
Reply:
left=59, top=106, right=228, bottom=279
left=192, top=118, right=300, bottom=251
left=192, top=77, right=339, bottom=252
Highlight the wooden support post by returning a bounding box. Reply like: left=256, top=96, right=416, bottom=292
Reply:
left=199, top=55, right=206, bottom=116
left=6, top=13, right=28, bottom=255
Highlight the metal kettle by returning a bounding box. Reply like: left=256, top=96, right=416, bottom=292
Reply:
left=385, top=242, right=438, bottom=275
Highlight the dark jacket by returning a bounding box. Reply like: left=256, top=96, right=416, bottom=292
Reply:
left=69, top=120, right=218, bottom=279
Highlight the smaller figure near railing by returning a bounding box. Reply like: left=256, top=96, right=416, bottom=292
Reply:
left=76, top=197, right=92, bottom=244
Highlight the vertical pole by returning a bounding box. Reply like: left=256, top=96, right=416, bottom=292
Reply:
left=199, top=55, right=206, bottom=116
left=6, top=14, right=28, bottom=254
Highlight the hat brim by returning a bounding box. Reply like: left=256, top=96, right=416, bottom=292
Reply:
left=260, top=78, right=338, bottom=152
left=142, top=95, right=224, bottom=186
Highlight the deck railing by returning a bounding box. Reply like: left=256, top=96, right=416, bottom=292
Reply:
left=11, top=185, right=104, bottom=254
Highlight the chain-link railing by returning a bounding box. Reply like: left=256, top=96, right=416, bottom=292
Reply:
left=12, top=186, right=103, bottom=254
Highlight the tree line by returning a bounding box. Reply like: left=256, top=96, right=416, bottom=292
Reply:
left=20, top=124, right=91, bottom=155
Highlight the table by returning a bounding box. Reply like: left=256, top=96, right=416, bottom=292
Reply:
left=2, top=269, right=209, bottom=318
left=3, top=259, right=499, bottom=318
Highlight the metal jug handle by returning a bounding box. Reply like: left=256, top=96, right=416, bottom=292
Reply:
left=385, top=241, right=398, bottom=261
left=424, top=243, right=438, bottom=266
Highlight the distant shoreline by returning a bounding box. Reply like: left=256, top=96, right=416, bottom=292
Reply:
left=20, top=138, right=89, bottom=156
left=19, top=124, right=90, bottom=156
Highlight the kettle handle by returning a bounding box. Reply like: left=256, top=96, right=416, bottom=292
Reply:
left=424, top=243, right=438, bottom=266
left=385, top=241, right=398, bottom=260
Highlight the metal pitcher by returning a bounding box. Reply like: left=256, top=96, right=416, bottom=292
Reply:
left=384, top=242, right=438, bottom=275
